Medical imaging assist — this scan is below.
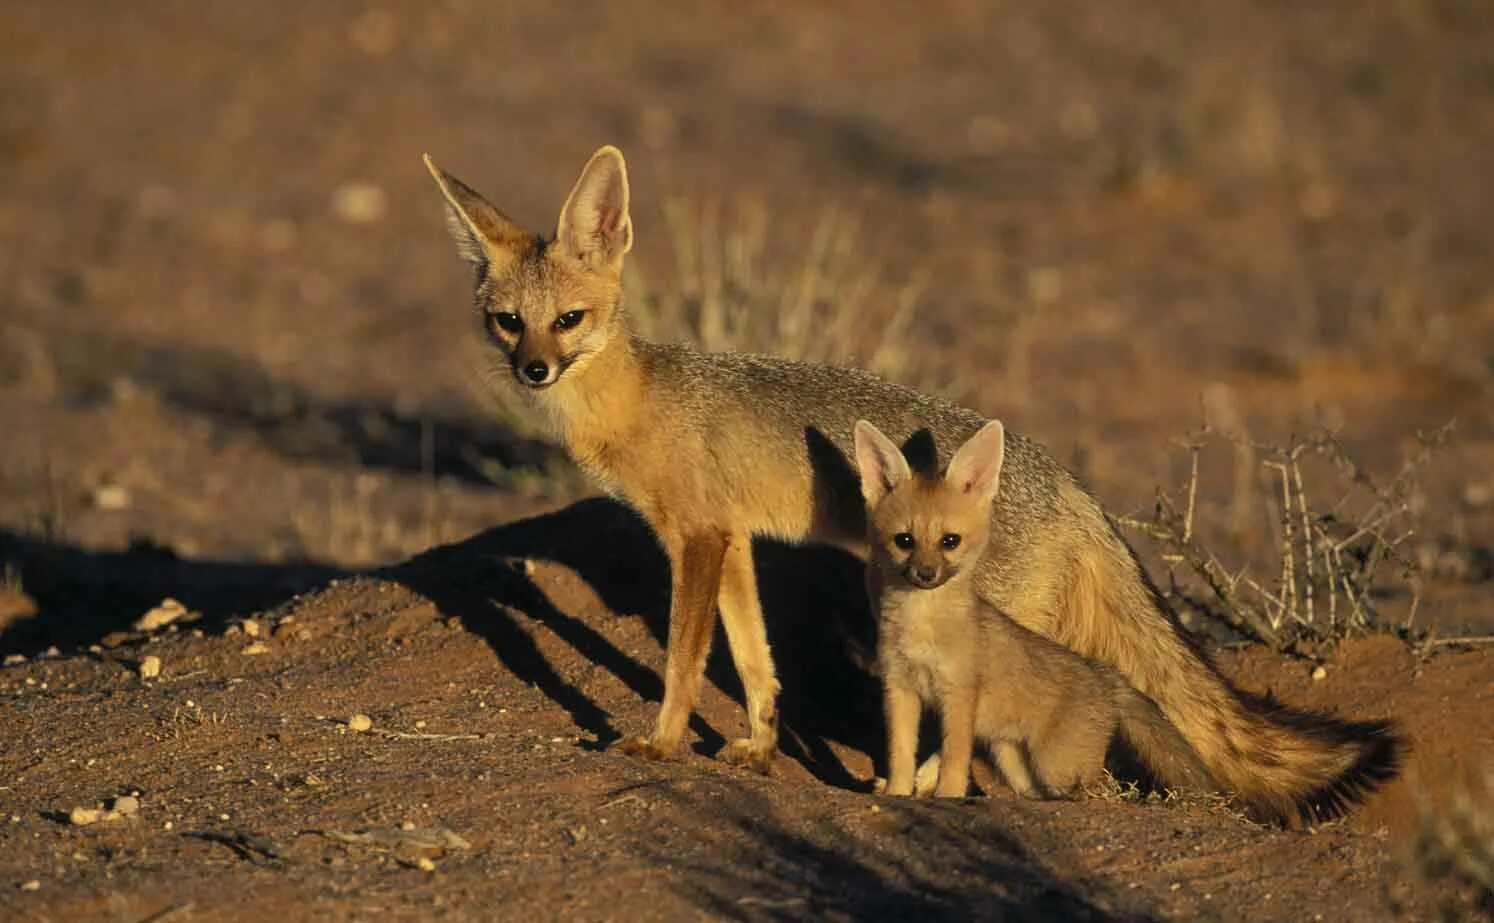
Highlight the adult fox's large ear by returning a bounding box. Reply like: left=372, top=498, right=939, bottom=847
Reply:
left=854, top=420, right=912, bottom=508
left=556, top=145, right=633, bottom=272
left=423, top=154, right=534, bottom=273
left=945, top=420, right=1006, bottom=503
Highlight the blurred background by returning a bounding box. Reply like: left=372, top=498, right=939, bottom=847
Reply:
left=1, top=0, right=1490, bottom=647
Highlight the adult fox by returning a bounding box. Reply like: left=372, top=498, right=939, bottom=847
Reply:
left=423, top=145, right=1398, bottom=822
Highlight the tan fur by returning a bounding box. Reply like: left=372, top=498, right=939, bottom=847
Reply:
left=423, top=146, right=1400, bottom=816
left=857, top=421, right=1215, bottom=800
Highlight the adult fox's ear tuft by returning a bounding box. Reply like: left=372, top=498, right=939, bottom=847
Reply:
left=423, top=154, right=534, bottom=272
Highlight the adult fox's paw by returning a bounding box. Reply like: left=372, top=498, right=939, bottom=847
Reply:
left=617, top=735, right=680, bottom=761
left=719, top=737, right=774, bottom=775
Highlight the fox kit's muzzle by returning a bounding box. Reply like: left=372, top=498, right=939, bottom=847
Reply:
left=904, top=562, right=948, bottom=589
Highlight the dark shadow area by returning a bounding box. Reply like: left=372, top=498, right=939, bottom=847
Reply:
left=388, top=497, right=885, bottom=787
left=0, top=531, right=342, bottom=655
left=641, top=785, right=1133, bottom=921
left=15, top=323, right=559, bottom=486
left=388, top=499, right=684, bottom=750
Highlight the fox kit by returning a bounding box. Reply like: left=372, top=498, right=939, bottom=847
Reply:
left=855, top=420, right=1213, bottom=800
left=424, top=144, right=1399, bottom=821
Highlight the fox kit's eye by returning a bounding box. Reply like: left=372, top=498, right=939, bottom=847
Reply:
left=492, top=312, right=524, bottom=334
left=893, top=533, right=914, bottom=551
left=940, top=533, right=961, bottom=551
left=554, top=309, right=586, bottom=331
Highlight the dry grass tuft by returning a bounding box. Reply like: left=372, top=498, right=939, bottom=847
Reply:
left=1123, top=422, right=1453, bottom=648
left=630, top=196, right=961, bottom=399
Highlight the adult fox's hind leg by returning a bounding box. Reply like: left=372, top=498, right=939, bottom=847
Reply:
left=621, top=528, right=728, bottom=760
left=717, top=532, right=780, bottom=771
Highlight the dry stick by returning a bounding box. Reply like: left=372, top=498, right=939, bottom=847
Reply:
left=373, top=729, right=483, bottom=742
left=1333, top=544, right=1369, bottom=629
left=1292, top=457, right=1317, bottom=628
left=1183, top=444, right=1200, bottom=544
left=1424, top=636, right=1494, bottom=647
left=1268, top=461, right=1300, bottom=627
left=1153, top=492, right=1281, bottom=646
left=1319, top=524, right=1339, bottom=632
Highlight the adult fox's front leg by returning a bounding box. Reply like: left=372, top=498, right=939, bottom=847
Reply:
left=716, top=533, right=780, bottom=771
left=621, top=527, right=728, bottom=759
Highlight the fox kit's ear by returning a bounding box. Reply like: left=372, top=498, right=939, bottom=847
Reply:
left=423, top=154, right=533, bottom=272
left=854, top=420, right=912, bottom=508
left=945, top=420, right=1006, bottom=502
left=556, top=145, right=633, bottom=272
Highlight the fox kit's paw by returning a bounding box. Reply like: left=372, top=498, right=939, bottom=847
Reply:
left=719, top=738, right=774, bottom=775
left=913, top=755, right=942, bottom=799
left=617, top=735, right=681, bottom=762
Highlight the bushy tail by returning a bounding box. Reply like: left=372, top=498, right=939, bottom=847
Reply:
left=1113, top=683, right=1217, bottom=795
left=1050, top=510, right=1404, bottom=823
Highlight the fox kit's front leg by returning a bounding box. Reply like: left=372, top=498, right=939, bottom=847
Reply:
left=882, top=664, right=922, bottom=796
left=622, top=527, right=728, bottom=759
left=934, top=682, right=976, bottom=798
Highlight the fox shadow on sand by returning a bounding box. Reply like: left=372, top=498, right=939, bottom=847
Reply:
left=390, top=494, right=889, bottom=790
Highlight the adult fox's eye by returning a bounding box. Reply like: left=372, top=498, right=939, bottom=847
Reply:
left=940, top=533, right=961, bottom=550
left=492, top=312, right=524, bottom=334
left=554, top=310, right=586, bottom=331
left=893, top=533, right=914, bottom=551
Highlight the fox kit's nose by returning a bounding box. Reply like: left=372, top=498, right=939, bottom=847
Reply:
left=907, top=564, right=941, bottom=588
left=522, top=360, right=551, bottom=386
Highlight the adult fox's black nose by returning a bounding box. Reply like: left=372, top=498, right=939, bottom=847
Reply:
left=523, top=360, right=550, bottom=384
left=914, top=565, right=937, bottom=583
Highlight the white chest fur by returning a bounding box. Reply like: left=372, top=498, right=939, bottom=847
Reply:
left=880, top=582, right=974, bottom=700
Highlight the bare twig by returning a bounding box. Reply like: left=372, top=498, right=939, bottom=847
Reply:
left=1423, top=636, right=1494, bottom=648
left=1293, top=458, right=1316, bottom=625
left=1123, top=422, right=1446, bottom=649
left=137, top=903, right=196, bottom=923
left=372, top=729, right=483, bottom=742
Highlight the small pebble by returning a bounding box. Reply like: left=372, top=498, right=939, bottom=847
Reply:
left=112, top=795, right=140, bottom=816
left=347, top=713, right=373, bottom=733
left=91, top=484, right=131, bottom=511
left=139, top=655, right=162, bottom=680
left=242, top=642, right=270, bottom=656
left=242, top=619, right=262, bottom=638
left=135, top=598, right=189, bottom=632
left=2, top=654, right=24, bottom=666
left=68, top=807, right=109, bottom=826
left=400, top=820, right=416, bottom=831
left=19, top=880, right=40, bottom=892
left=164, top=821, right=173, bottom=831
left=1311, top=665, right=1327, bottom=682
left=416, top=857, right=435, bottom=872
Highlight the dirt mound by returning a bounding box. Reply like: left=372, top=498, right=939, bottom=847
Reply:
left=2, top=513, right=1484, bottom=919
